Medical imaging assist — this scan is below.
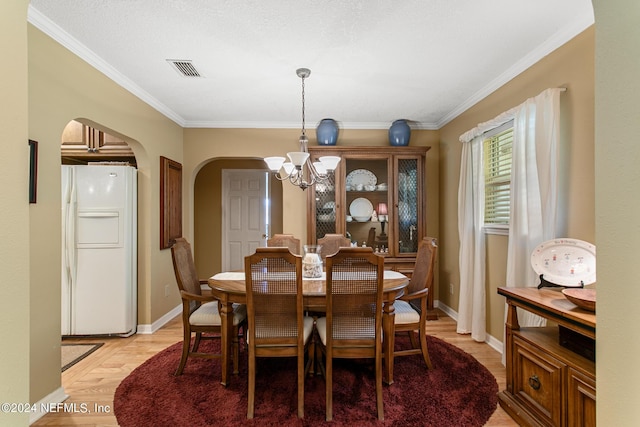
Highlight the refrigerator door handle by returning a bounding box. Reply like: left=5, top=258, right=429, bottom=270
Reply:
left=63, top=168, right=78, bottom=290
left=77, top=212, right=119, bottom=218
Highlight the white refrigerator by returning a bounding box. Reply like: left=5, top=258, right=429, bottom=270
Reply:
left=61, top=164, right=137, bottom=337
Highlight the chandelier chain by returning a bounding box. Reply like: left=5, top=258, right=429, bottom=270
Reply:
left=301, top=74, right=306, bottom=136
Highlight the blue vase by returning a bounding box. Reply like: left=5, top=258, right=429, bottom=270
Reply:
left=316, top=118, right=339, bottom=146
left=389, top=119, right=411, bottom=146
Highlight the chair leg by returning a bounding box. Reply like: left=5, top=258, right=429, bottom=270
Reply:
left=247, top=350, right=256, bottom=419
left=306, top=336, right=315, bottom=377
left=408, top=329, right=419, bottom=349
left=232, top=326, right=240, bottom=374
left=376, top=351, right=384, bottom=421
left=325, top=355, right=333, bottom=421
left=175, top=329, right=191, bottom=376
left=298, top=347, right=305, bottom=418
left=193, top=331, right=202, bottom=351
left=419, top=328, right=433, bottom=369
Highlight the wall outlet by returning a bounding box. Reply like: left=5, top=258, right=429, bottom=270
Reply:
left=164, top=284, right=170, bottom=297
left=449, top=283, right=454, bottom=295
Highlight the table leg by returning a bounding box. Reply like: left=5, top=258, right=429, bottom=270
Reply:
left=383, top=300, right=396, bottom=385
left=219, top=300, right=233, bottom=387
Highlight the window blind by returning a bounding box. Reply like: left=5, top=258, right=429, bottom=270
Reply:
left=484, top=126, right=513, bottom=224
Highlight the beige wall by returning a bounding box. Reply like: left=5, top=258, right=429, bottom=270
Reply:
left=593, top=0, right=640, bottom=423
left=26, top=24, right=183, bottom=403
left=438, top=27, right=595, bottom=341
left=0, top=1, right=30, bottom=425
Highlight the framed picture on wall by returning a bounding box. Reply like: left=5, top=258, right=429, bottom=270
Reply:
left=29, top=139, right=38, bottom=204
left=160, top=156, right=182, bottom=249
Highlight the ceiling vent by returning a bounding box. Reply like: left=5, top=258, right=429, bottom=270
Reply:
left=167, top=59, right=202, bottom=77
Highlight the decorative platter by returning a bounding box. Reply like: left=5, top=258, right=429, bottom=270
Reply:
left=562, top=288, right=596, bottom=312
left=346, top=169, right=377, bottom=187
left=530, top=238, right=596, bottom=287
left=349, top=197, right=373, bottom=221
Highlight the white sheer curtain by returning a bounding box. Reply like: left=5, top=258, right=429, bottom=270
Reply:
left=457, top=135, right=486, bottom=341
left=457, top=87, right=563, bottom=342
left=506, top=88, right=562, bottom=327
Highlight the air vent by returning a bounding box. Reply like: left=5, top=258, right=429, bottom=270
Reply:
left=167, top=59, right=202, bottom=77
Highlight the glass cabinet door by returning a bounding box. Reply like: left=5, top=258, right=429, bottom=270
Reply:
left=395, top=157, right=420, bottom=254
left=313, top=173, right=337, bottom=241
left=344, top=157, right=389, bottom=250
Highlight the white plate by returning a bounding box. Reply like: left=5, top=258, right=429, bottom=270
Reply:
left=349, top=197, right=373, bottom=219
left=530, top=238, right=596, bottom=287
left=346, top=169, right=377, bottom=187
left=318, top=201, right=335, bottom=221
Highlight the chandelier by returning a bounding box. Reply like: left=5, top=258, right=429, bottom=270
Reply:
left=264, top=68, right=341, bottom=190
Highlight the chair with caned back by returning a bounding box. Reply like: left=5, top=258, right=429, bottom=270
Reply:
left=244, top=247, right=314, bottom=419
left=392, top=237, right=437, bottom=369
left=316, top=247, right=385, bottom=421
left=170, top=238, right=247, bottom=376
left=267, top=233, right=301, bottom=255
left=317, top=233, right=351, bottom=261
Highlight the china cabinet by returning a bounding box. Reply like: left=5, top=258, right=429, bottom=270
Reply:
left=498, top=287, right=596, bottom=427
left=307, top=145, right=430, bottom=276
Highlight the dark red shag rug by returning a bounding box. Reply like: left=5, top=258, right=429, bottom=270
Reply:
left=114, top=335, right=498, bottom=426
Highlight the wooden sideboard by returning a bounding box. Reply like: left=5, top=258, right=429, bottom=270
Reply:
left=497, top=287, right=595, bottom=427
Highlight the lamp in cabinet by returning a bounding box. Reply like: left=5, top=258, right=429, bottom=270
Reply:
left=377, top=203, right=388, bottom=241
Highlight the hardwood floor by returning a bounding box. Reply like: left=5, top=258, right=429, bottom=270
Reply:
left=33, top=311, right=517, bottom=426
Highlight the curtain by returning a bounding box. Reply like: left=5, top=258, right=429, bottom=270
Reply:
left=457, top=87, right=563, bottom=343
left=457, top=134, right=487, bottom=341
left=506, top=88, right=562, bottom=327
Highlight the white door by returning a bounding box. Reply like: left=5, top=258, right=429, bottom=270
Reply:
left=222, top=169, right=269, bottom=271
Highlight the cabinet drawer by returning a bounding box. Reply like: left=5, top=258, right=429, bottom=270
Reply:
left=513, top=334, right=565, bottom=426
left=567, top=368, right=596, bottom=427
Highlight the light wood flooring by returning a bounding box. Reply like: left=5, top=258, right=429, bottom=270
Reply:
left=33, top=310, right=517, bottom=426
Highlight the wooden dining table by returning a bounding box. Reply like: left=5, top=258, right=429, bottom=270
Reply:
left=208, top=270, right=409, bottom=386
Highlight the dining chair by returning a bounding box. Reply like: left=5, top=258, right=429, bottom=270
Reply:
left=317, top=233, right=351, bottom=261
left=316, top=247, right=385, bottom=421
left=170, top=238, right=247, bottom=376
left=267, top=233, right=301, bottom=255
left=392, top=237, right=437, bottom=369
left=244, top=247, right=314, bottom=419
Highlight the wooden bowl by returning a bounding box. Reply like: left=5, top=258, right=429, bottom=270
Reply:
left=562, top=288, right=596, bottom=312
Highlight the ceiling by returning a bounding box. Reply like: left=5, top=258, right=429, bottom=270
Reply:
left=28, top=0, right=593, bottom=130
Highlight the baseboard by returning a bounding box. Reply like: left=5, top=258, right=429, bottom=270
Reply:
left=485, top=333, right=504, bottom=356
left=434, top=300, right=504, bottom=359
left=29, top=387, right=68, bottom=424
left=435, top=300, right=458, bottom=320
left=136, top=304, right=181, bottom=334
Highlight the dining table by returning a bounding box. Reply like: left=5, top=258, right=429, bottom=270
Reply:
left=208, top=269, right=409, bottom=386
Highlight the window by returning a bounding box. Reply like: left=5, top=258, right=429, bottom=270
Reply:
left=483, top=122, right=513, bottom=233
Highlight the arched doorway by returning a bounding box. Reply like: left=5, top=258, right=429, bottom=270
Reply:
left=193, top=158, right=283, bottom=277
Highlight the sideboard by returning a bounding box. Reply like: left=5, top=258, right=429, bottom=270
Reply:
left=497, top=287, right=595, bottom=427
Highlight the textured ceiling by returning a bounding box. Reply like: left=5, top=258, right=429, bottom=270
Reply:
left=28, top=0, right=593, bottom=129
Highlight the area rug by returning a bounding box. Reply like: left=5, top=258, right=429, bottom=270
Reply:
left=61, top=343, right=103, bottom=372
left=114, top=335, right=498, bottom=426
